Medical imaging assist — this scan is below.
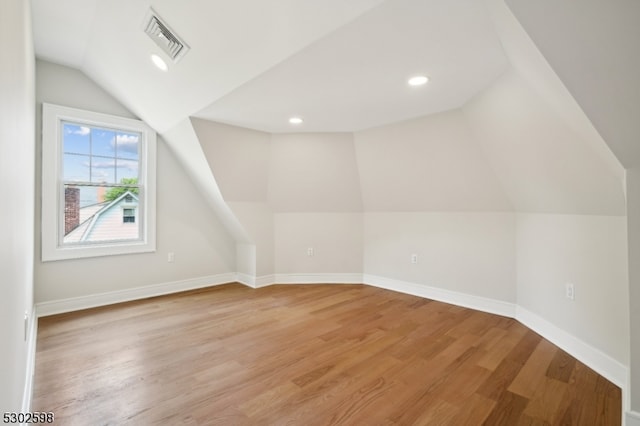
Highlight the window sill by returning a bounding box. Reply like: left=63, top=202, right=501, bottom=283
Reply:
left=42, top=239, right=156, bottom=262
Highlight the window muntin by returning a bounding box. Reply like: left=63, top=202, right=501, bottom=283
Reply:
left=61, top=122, right=142, bottom=245
left=42, top=103, right=156, bottom=261
left=123, top=208, right=136, bottom=223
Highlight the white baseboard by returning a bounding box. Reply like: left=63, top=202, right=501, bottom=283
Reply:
left=255, top=274, right=275, bottom=288
left=363, top=274, right=516, bottom=318
left=516, top=305, right=628, bottom=391
left=627, top=411, right=640, bottom=426
left=236, top=273, right=256, bottom=288
left=272, top=273, right=363, bottom=285
left=240, top=273, right=364, bottom=288
left=21, top=304, right=37, bottom=417
left=36, top=273, right=237, bottom=317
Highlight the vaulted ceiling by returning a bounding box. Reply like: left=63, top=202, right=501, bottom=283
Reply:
left=32, top=0, right=508, bottom=134
left=31, top=0, right=639, bottom=165
left=30, top=0, right=637, bottom=220
left=505, top=0, right=640, bottom=169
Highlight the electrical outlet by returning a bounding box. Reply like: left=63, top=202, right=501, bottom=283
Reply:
left=168, top=252, right=175, bottom=263
left=411, top=253, right=418, bottom=264
left=307, top=247, right=314, bottom=257
left=565, top=282, right=575, bottom=301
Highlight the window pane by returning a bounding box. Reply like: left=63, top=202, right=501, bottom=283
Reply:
left=63, top=183, right=140, bottom=244
left=116, top=132, right=139, bottom=160
left=91, top=156, right=116, bottom=184
left=63, top=185, right=108, bottom=241
left=63, top=154, right=90, bottom=182
left=116, top=159, right=139, bottom=181
left=63, top=123, right=90, bottom=155
left=92, top=128, right=116, bottom=157
left=78, top=186, right=100, bottom=207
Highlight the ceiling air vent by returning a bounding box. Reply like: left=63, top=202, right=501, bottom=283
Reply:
left=143, top=9, right=190, bottom=63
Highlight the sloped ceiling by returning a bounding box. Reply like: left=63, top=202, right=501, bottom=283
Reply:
left=195, top=0, right=508, bottom=133
left=505, top=0, right=640, bottom=169
left=31, top=0, right=627, bottom=216
left=31, top=0, right=507, bottom=134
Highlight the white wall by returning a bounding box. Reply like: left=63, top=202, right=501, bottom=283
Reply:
left=355, top=110, right=512, bottom=211
left=228, top=202, right=275, bottom=277
left=193, top=119, right=271, bottom=202
left=364, top=213, right=516, bottom=302
left=353, top=110, right=515, bottom=305
left=268, top=134, right=363, bottom=277
left=192, top=115, right=518, bottom=306
left=275, top=213, right=363, bottom=275
left=516, top=213, right=629, bottom=366
left=193, top=119, right=273, bottom=277
left=482, top=0, right=624, bottom=183
left=0, top=0, right=35, bottom=412
left=463, top=69, right=625, bottom=215
left=268, top=133, right=362, bottom=212
left=34, top=61, right=236, bottom=302
left=194, top=128, right=365, bottom=279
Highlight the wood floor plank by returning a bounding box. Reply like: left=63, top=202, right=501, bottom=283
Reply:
left=559, top=361, right=622, bottom=425
left=546, top=348, right=577, bottom=383
left=413, top=398, right=460, bottom=425
left=450, top=393, right=496, bottom=425
left=476, top=322, right=529, bottom=371
left=509, top=339, right=558, bottom=398
left=32, top=283, right=622, bottom=425
left=482, top=390, right=530, bottom=425
left=522, top=377, right=570, bottom=424
left=320, top=358, right=402, bottom=425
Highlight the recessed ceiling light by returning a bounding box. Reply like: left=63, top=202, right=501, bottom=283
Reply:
left=289, top=117, right=304, bottom=125
left=408, top=75, right=429, bottom=86
left=150, top=54, right=168, bottom=72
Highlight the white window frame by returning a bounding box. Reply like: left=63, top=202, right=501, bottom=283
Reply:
left=42, top=103, right=156, bottom=261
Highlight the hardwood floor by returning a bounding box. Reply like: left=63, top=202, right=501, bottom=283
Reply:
left=32, top=284, right=621, bottom=425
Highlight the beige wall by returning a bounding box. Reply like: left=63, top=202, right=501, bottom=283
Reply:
left=503, top=0, right=640, bottom=170
left=355, top=110, right=512, bottom=211
left=0, top=0, right=35, bottom=412
left=274, top=213, right=363, bottom=274
left=268, top=133, right=362, bottom=212
left=363, top=212, right=516, bottom=302
left=463, top=69, right=625, bottom=215
left=34, top=60, right=236, bottom=302
left=516, top=213, right=629, bottom=365
left=228, top=202, right=275, bottom=277
left=196, top=129, right=365, bottom=277
left=194, top=119, right=270, bottom=202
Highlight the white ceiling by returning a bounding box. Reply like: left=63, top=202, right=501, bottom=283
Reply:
left=31, top=0, right=508, bottom=133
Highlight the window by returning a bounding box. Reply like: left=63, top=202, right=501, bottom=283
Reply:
left=42, top=103, right=156, bottom=261
left=123, top=208, right=136, bottom=223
